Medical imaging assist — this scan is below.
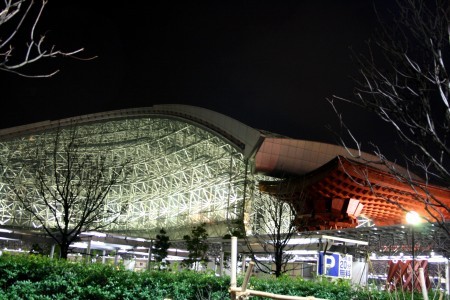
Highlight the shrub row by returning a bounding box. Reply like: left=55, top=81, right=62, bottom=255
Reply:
left=0, top=253, right=230, bottom=300
left=0, top=253, right=432, bottom=300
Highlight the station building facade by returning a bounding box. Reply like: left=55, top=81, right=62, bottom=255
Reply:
left=0, top=104, right=449, bottom=254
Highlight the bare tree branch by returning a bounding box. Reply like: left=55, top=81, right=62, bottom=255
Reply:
left=2, top=124, right=131, bottom=259
left=329, top=0, right=450, bottom=236
left=0, top=0, right=94, bottom=77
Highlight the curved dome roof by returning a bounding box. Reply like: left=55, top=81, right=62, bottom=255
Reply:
left=0, top=104, right=395, bottom=176
left=0, top=104, right=263, bottom=159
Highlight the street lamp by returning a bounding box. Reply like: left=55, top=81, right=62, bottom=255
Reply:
left=406, top=211, right=421, bottom=298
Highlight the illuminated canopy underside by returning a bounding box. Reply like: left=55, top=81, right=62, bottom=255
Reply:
left=259, top=157, right=450, bottom=229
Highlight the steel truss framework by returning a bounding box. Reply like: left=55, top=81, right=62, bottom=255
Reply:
left=314, top=222, right=450, bottom=258
left=0, top=117, right=254, bottom=239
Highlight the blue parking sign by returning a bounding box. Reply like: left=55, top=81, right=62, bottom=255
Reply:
left=317, top=252, right=352, bottom=278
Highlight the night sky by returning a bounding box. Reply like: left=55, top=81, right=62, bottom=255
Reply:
left=1, top=1, right=396, bottom=153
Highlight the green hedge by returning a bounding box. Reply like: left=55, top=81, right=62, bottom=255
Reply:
left=0, top=254, right=229, bottom=300
left=0, top=253, right=433, bottom=300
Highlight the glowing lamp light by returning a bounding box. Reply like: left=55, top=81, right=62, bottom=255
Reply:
left=405, top=211, right=420, bottom=225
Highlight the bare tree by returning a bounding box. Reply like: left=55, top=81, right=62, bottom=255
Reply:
left=245, top=178, right=300, bottom=278
left=329, top=0, right=450, bottom=230
left=2, top=125, right=130, bottom=259
left=0, top=0, right=90, bottom=77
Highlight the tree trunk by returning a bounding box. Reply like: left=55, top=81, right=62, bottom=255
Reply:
left=60, top=243, right=69, bottom=259
left=274, top=252, right=283, bottom=278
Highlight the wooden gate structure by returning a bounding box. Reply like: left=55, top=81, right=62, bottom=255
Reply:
left=386, top=260, right=431, bottom=292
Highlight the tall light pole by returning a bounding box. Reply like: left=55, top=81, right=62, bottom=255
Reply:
left=406, top=211, right=421, bottom=298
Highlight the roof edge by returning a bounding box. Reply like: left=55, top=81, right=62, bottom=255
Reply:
left=0, top=105, right=263, bottom=159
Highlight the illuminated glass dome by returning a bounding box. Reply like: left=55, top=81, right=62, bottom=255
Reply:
left=0, top=105, right=262, bottom=239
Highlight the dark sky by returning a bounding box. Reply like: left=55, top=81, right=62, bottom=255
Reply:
left=1, top=1, right=396, bottom=151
